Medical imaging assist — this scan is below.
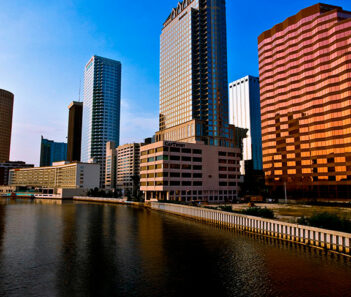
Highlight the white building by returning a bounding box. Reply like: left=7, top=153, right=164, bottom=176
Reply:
left=229, top=75, right=262, bottom=175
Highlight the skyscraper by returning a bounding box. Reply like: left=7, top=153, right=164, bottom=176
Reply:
left=40, top=136, right=67, bottom=167
left=156, top=0, right=236, bottom=147
left=229, top=76, right=262, bottom=175
left=67, top=101, right=83, bottom=162
left=81, top=55, right=121, bottom=187
left=140, top=0, right=242, bottom=203
left=0, top=89, right=14, bottom=162
left=258, top=3, right=351, bottom=199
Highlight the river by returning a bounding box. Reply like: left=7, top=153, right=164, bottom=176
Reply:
left=0, top=199, right=350, bottom=297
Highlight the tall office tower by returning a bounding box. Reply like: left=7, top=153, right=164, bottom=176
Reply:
left=40, top=136, right=67, bottom=167
left=156, top=0, right=236, bottom=147
left=229, top=76, right=262, bottom=175
left=105, top=141, right=117, bottom=189
left=258, top=3, right=351, bottom=200
left=67, top=101, right=83, bottom=162
left=116, top=143, right=141, bottom=195
left=81, top=56, right=121, bottom=188
left=0, top=89, right=14, bottom=162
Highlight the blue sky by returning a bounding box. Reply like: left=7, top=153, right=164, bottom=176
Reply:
left=1, top=0, right=350, bottom=165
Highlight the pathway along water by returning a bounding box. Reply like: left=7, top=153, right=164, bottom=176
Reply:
left=0, top=199, right=350, bottom=297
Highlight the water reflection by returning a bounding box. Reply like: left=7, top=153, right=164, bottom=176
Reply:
left=0, top=200, right=350, bottom=297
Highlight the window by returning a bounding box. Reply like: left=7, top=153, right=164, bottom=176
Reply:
left=193, top=165, right=202, bottom=170
left=193, top=149, right=202, bottom=154
left=219, top=182, right=227, bottom=186
left=193, top=173, right=202, bottom=178
left=170, top=164, right=180, bottom=169
left=228, top=152, right=235, bottom=157
left=219, top=159, right=226, bottom=164
left=170, top=181, right=180, bottom=186
left=218, top=151, right=226, bottom=156
left=170, top=147, right=180, bottom=152
left=182, top=156, right=191, bottom=161
left=182, top=164, right=191, bottom=170
left=156, top=155, right=169, bottom=161
left=219, top=174, right=227, bottom=179
left=219, top=167, right=227, bottom=171
left=170, top=172, right=180, bottom=177
left=193, top=181, right=202, bottom=186
left=170, top=155, right=180, bottom=161
left=182, top=173, right=191, bottom=178
left=181, top=148, right=191, bottom=153
left=193, top=157, right=202, bottom=162
left=182, top=181, right=191, bottom=186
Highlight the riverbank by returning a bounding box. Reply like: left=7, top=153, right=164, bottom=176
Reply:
left=68, top=196, right=351, bottom=257
left=73, top=196, right=144, bottom=206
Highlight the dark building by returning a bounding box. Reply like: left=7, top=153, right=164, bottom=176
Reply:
left=67, top=101, right=83, bottom=162
left=0, top=161, right=34, bottom=185
left=40, top=136, right=67, bottom=167
left=0, top=89, right=14, bottom=162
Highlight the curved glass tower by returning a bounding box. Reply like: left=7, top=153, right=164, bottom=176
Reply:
left=81, top=55, right=121, bottom=187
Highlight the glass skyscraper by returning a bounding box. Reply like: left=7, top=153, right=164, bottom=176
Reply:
left=40, top=136, right=67, bottom=167
left=81, top=55, right=121, bottom=187
left=156, top=0, right=236, bottom=147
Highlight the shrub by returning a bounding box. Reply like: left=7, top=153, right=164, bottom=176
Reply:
left=240, top=207, right=275, bottom=219
left=297, top=212, right=351, bottom=233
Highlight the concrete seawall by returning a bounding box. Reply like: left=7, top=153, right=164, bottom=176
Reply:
left=149, top=202, right=351, bottom=257
left=73, top=196, right=144, bottom=206
left=72, top=197, right=351, bottom=257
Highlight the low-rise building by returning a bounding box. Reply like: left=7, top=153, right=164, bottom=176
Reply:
left=9, top=161, right=100, bottom=198
left=0, top=161, right=34, bottom=185
left=116, top=143, right=141, bottom=194
left=140, top=141, right=241, bottom=203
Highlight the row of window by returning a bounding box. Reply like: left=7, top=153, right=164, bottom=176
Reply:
left=141, top=172, right=202, bottom=178
left=141, top=146, right=202, bottom=155
left=141, top=181, right=203, bottom=186
left=140, top=164, right=203, bottom=171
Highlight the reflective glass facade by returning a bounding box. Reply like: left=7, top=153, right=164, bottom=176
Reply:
left=81, top=56, right=121, bottom=187
left=159, top=0, right=232, bottom=147
left=40, top=137, right=67, bottom=167
left=258, top=4, right=351, bottom=199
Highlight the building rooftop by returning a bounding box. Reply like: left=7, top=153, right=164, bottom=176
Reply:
left=258, top=3, right=344, bottom=44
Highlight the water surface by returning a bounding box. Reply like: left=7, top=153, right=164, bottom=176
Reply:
left=0, top=199, right=350, bottom=297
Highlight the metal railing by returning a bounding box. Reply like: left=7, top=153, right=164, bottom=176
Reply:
left=150, top=202, right=351, bottom=256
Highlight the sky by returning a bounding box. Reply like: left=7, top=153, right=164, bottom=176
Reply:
left=0, top=0, right=350, bottom=166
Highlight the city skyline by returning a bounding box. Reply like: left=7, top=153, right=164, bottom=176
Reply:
left=1, top=0, right=350, bottom=165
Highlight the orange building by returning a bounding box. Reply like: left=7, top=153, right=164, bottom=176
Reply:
left=258, top=4, right=351, bottom=200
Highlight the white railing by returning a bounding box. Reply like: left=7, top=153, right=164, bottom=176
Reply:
left=150, top=202, right=351, bottom=256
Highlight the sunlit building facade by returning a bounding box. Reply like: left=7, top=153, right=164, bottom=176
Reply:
left=229, top=76, right=262, bottom=175
left=140, top=141, right=241, bottom=202
left=81, top=55, right=121, bottom=187
left=157, top=0, right=236, bottom=147
left=116, top=143, right=141, bottom=194
left=258, top=3, right=351, bottom=199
